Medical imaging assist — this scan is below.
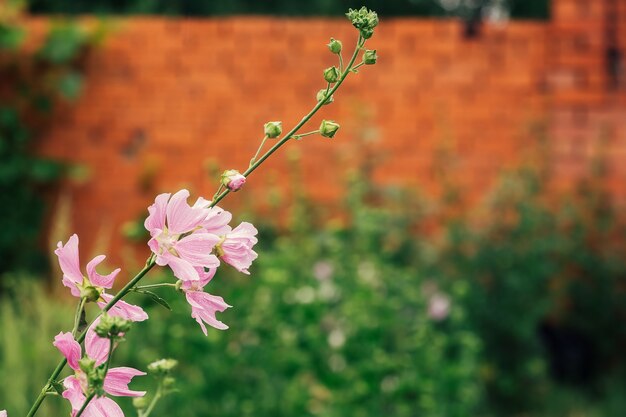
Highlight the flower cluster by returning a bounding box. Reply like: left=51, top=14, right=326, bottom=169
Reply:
left=145, top=189, right=258, bottom=332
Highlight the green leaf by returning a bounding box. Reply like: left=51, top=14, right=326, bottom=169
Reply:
left=135, top=290, right=172, bottom=311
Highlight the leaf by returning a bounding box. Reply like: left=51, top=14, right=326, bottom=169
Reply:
left=135, top=290, right=172, bottom=311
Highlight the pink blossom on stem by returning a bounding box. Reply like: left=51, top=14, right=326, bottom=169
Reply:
left=145, top=190, right=221, bottom=281
left=216, top=222, right=259, bottom=274
left=55, top=234, right=120, bottom=298
left=53, top=326, right=145, bottom=417
left=181, top=268, right=231, bottom=335
left=0, top=410, right=7, bottom=417
left=220, top=169, right=246, bottom=191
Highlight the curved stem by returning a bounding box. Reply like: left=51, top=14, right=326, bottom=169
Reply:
left=139, top=380, right=163, bottom=417
left=71, top=297, right=86, bottom=337
left=134, top=283, right=177, bottom=290
left=26, top=258, right=156, bottom=417
left=210, top=34, right=364, bottom=208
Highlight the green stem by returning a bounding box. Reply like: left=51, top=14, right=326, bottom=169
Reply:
left=352, top=62, right=365, bottom=71
left=134, top=283, right=177, bottom=290
left=139, top=381, right=163, bottom=417
left=338, top=52, right=344, bottom=73
left=71, top=297, right=86, bottom=337
left=26, top=258, right=156, bottom=417
left=210, top=34, right=364, bottom=208
left=293, top=130, right=320, bottom=140
left=74, top=393, right=95, bottom=417
left=249, top=135, right=269, bottom=167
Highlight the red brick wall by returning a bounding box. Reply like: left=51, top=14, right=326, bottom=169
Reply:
left=32, top=0, right=626, bottom=265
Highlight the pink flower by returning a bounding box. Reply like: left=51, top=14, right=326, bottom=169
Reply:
left=53, top=326, right=145, bottom=417
left=55, top=235, right=148, bottom=322
left=145, top=190, right=221, bottom=282
left=427, top=293, right=451, bottom=321
left=55, top=234, right=120, bottom=298
left=216, top=222, right=259, bottom=274
left=181, top=268, right=231, bottom=335
left=221, top=169, right=246, bottom=191
left=0, top=410, right=7, bottom=417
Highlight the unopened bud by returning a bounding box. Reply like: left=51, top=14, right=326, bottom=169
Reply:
left=323, top=66, right=340, bottom=83
left=316, top=89, right=334, bottom=105
left=148, top=358, right=178, bottom=375
left=346, top=7, right=379, bottom=38
left=95, top=313, right=131, bottom=339
left=220, top=169, right=246, bottom=191
left=319, top=120, right=340, bottom=138
left=263, top=121, right=282, bottom=139
left=79, top=357, right=96, bottom=374
left=327, top=38, right=342, bottom=54
left=363, top=49, right=377, bottom=65
left=133, top=397, right=149, bottom=410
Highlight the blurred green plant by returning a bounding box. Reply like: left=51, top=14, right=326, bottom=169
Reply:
left=0, top=1, right=102, bottom=276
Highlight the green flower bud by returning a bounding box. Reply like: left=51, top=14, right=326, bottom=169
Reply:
left=363, top=49, right=378, bottom=65
left=327, top=38, right=342, bottom=54
left=323, top=66, right=340, bottom=83
left=316, top=89, right=334, bottom=105
left=346, top=7, right=379, bottom=38
left=263, top=121, right=282, bottom=138
left=319, top=120, right=340, bottom=138
left=133, top=397, right=149, bottom=410
left=79, top=357, right=96, bottom=374
left=80, top=285, right=101, bottom=303
left=220, top=169, right=246, bottom=191
left=148, top=358, right=178, bottom=375
left=95, top=313, right=131, bottom=339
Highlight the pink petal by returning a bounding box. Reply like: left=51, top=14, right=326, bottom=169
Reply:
left=84, top=320, right=110, bottom=366
left=165, top=189, right=209, bottom=234
left=163, top=253, right=200, bottom=281
left=0, top=411, right=6, bottom=417
left=201, top=206, right=233, bottom=235
left=99, top=293, right=149, bottom=322
left=104, top=367, right=146, bottom=397
left=192, top=196, right=211, bottom=209
left=220, top=222, right=258, bottom=274
left=144, top=193, right=170, bottom=234
left=55, top=234, right=84, bottom=289
left=174, top=232, right=220, bottom=268
left=62, top=276, right=82, bottom=298
left=86, top=255, right=119, bottom=289
left=62, top=376, right=86, bottom=413
left=185, top=291, right=231, bottom=335
left=53, top=332, right=82, bottom=371
left=181, top=267, right=216, bottom=291
left=88, top=397, right=125, bottom=417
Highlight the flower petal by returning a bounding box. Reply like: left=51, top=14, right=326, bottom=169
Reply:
left=84, top=319, right=110, bottom=366
left=202, top=206, right=232, bottom=235
left=86, top=255, right=119, bottom=289
left=181, top=267, right=216, bottom=291
left=104, top=367, right=146, bottom=397
left=89, top=397, right=125, bottom=417
left=98, top=293, right=149, bottom=322
left=144, top=193, right=170, bottom=234
left=185, top=291, right=231, bottom=335
left=53, top=332, right=82, bottom=371
left=62, top=376, right=86, bottom=413
left=174, top=232, right=220, bottom=268
left=165, top=189, right=209, bottom=234
left=55, top=234, right=83, bottom=290
left=162, top=253, right=200, bottom=281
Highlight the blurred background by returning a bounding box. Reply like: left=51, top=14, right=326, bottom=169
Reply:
left=1, top=0, right=626, bottom=416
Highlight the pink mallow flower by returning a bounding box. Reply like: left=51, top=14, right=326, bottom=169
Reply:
left=182, top=267, right=231, bottom=335
left=215, top=222, right=259, bottom=274
left=221, top=169, right=246, bottom=191
left=0, top=410, right=6, bottom=417
left=55, top=235, right=148, bottom=322
left=53, top=326, right=145, bottom=417
left=145, top=190, right=220, bottom=282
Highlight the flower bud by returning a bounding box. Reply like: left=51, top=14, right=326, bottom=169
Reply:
left=148, top=358, right=178, bottom=375
left=80, top=285, right=101, bottom=303
left=327, top=38, right=342, bottom=54
left=133, top=397, right=149, bottom=410
left=363, top=49, right=377, bottom=65
left=220, top=169, right=246, bottom=191
left=95, top=313, right=131, bottom=339
left=79, top=357, right=96, bottom=374
left=323, top=66, right=340, bottom=83
left=346, top=7, right=379, bottom=38
left=316, top=89, right=334, bottom=105
left=263, top=121, right=282, bottom=139
left=319, top=120, right=340, bottom=138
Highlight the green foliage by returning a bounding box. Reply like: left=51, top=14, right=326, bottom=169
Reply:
left=27, top=0, right=550, bottom=19
left=0, top=6, right=99, bottom=275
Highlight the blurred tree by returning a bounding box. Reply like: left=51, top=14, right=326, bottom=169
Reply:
left=28, top=0, right=549, bottom=19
